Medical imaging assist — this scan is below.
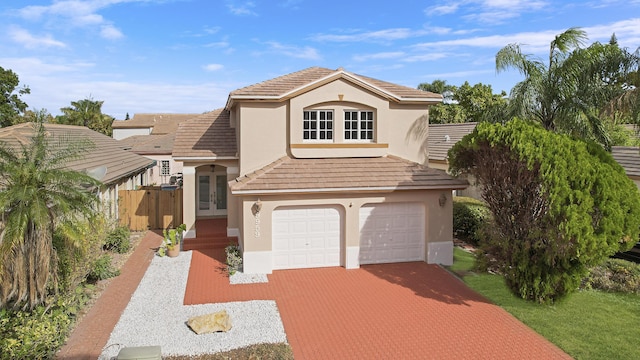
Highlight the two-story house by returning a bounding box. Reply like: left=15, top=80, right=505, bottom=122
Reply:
left=173, top=67, right=468, bottom=274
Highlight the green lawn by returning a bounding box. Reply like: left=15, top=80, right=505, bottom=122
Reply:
left=450, top=248, right=640, bottom=360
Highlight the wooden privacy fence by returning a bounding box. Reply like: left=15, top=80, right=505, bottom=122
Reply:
left=118, top=188, right=183, bottom=231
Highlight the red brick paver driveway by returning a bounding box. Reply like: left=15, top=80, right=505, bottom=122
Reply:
left=185, top=249, right=571, bottom=360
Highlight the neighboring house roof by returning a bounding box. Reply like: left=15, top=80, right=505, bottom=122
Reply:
left=172, top=109, right=237, bottom=159
left=229, top=156, right=468, bottom=194
left=0, top=122, right=155, bottom=185
left=428, top=122, right=477, bottom=162
left=118, top=133, right=175, bottom=155
left=226, top=67, right=442, bottom=109
left=612, top=146, right=640, bottom=179
left=112, top=113, right=199, bottom=134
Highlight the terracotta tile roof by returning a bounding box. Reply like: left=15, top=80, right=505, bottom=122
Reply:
left=0, top=123, right=155, bottom=185
left=112, top=113, right=199, bottom=134
left=227, top=67, right=441, bottom=106
left=229, top=156, right=468, bottom=194
left=172, top=109, right=237, bottom=159
left=428, top=122, right=477, bottom=162
left=612, top=146, right=640, bottom=178
left=118, top=133, right=175, bottom=155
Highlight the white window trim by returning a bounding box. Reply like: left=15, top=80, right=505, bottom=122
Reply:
left=303, top=109, right=334, bottom=143
left=160, top=160, right=171, bottom=176
left=344, top=110, right=375, bottom=142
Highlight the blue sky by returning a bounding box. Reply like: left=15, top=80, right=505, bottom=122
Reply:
left=1, top=0, right=639, bottom=120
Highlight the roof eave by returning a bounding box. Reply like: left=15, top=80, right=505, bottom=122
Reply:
left=225, top=69, right=442, bottom=109
left=230, top=183, right=469, bottom=195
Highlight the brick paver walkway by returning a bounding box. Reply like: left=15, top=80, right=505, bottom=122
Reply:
left=185, top=249, right=571, bottom=359
left=57, top=220, right=571, bottom=359
left=56, top=231, right=162, bottom=359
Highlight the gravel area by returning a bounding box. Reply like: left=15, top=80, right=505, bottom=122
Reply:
left=99, top=251, right=287, bottom=359
left=230, top=267, right=269, bottom=284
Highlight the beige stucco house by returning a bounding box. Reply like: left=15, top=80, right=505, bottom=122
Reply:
left=173, top=67, right=468, bottom=274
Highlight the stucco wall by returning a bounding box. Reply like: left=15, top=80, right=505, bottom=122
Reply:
left=237, top=103, right=288, bottom=175
left=112, top=127, right=151, bottom=140
left=238, top=189, right=454, bottom=273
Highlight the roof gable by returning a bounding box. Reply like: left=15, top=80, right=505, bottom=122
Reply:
left=172, top=109, right=237, bottom=159
left=226, top=67, right=442, bottom=109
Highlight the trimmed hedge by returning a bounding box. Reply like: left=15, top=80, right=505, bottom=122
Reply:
left=453, top=196, right=490, bottom=246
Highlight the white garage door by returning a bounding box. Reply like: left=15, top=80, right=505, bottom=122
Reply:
left=359, top=203, right=425, bottom=264
left=272, top=206, right=341, bottom=270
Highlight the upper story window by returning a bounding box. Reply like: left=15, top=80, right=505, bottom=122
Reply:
left=303, top=110, right=333, bottom=141
left=160, top=160, right=170, bottom=176
left=344, top=111, right=374, bottom=141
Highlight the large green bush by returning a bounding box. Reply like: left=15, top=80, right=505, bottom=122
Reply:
left=449, top=119, right=640, bottom=303
left=453, top=196, right=490, bottom=246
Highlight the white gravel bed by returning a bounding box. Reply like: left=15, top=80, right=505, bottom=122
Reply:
left=229, top=267, right=269, bottom=284
left=99, top=251, right=287, bottom=359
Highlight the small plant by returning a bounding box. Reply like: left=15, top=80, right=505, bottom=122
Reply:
left=582, top=258, right=640, bottom=294
left=87, top=254, right=120, bottom=282
left=225, top=244, right=242, bottom=275
left=104, top=225, right=131, bottom=254
left=158, top=223, right=186, bottom=257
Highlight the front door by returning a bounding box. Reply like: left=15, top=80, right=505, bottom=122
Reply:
left=197, top=171, right=227, bottom=216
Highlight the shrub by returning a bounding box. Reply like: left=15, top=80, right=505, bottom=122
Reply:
left=0, top=286, right=90, bottom=360
left=104, top=225, right=131, bottom=254
left=87, top=254, right=120, bottom=282
left=583, top=258, right=640, bottom=294
left=54, top=214, right=107, bottom=293
left=453, top=196, right=490, bottom=246
left=449, top=119, right=640, bottom=303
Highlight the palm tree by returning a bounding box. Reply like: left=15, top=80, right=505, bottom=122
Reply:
left=57, top=98, right=113, bottom=136
left=495, top=27, right=636, bottom=148
left=0, top=121, right=100, bottom=310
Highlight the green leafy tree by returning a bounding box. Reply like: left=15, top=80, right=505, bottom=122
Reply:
left=449, top=119, right=640, bottom=303
left=496, top=28, right=640, bottom=149
left=417, top=79, right=508, bottom=124
left=0, top=67, right=30, bottom=128
left=0, top=121, right=100, bottom=310
left=455, top=81, right=508, bottom=123
left=55, top=98, right=113, bottom=136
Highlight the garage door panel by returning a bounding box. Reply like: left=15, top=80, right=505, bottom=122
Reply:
left=359, top=203, right=425, bottom=265
left=273, top=206, right=342, bottom=270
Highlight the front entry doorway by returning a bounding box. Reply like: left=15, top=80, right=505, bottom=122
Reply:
left=197, top=171, right=227, bottom=216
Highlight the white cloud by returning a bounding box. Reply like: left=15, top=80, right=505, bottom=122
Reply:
left=412, top=18, right=640, bottom=55
left=14, top=0, right=150, bottom=40
left=227, top=1, right=258, bottom=16
left=8, top=27, right=67, bottom=49
left=203, top=64, right=224, bottom=71
left=100, top=25, right=124, bottom=40
left=265, top=42, right=321, bottom=60
left=403, top=53, right=449, bottom=62
left=425, top=0, right=549, bottom=24
left=352, top=52, right=405, bottom=62
left=311, top=28, right=426, bottom=43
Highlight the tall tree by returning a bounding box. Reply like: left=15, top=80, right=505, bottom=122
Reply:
left=0, top=121, right=99, bottom=310
left=496, top=28, right=640, bottom=149
left=56, top=98, right=113, bottom=136
left=0, top=67, right=30, bottom=128
left=449, top=119, right=640, bottom=303
left=417, top=79, right=508, bottom=124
